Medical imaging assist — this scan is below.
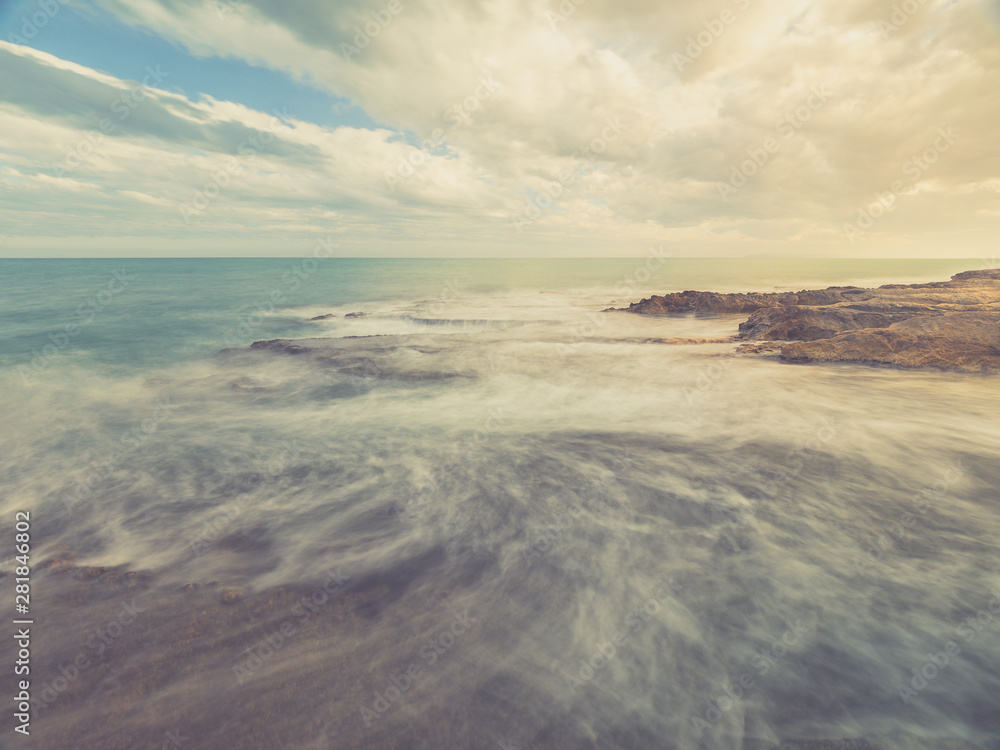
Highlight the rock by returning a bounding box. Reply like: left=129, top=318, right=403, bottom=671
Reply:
left=230, top=376, right=268, bottom=392
left=618, top=287, right=854, bottom=315
left=738, top=306, right=914, bottom=341
left=309, top=314, right=336, bottom=321
left=344, top=311, right=368, bottom=318
left=624, top=269, right=1000, bottom=372
left=250, top=340, right=311, bottom=355
left=735, top=341, right=784, bottom=355
left=242, top=335, right=473, bottom=382
left=781, top=311, right=1000, bottom=372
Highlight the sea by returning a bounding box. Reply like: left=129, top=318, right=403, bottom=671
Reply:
left=0, top=257, right=998, bottom=749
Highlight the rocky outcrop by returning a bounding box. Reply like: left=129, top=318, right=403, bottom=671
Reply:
left=617, top=287, right=853, bottom=315
left=737, top=306, right=915, bottom=342
left=781, top=311, right=1000, bottom=372
left=624, top=269, right=1000, bottom=372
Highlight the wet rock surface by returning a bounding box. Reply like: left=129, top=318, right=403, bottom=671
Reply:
left=624, top=270, right=1000, bottom=372
left=614, top=287, right=853, bottom=315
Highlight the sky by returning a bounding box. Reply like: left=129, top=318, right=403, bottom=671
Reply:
left=0, top=0, right=998, bottom=257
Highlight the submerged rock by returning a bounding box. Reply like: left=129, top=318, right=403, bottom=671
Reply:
left=624, top=269, right=1000, bottom=372
left=244, top=335, right=473, bottom=381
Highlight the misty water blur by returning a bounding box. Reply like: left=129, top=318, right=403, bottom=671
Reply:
left=0, top=258, right=997, bottom=749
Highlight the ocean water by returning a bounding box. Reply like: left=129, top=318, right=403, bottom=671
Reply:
left=1, top=257, right=998, bottom=750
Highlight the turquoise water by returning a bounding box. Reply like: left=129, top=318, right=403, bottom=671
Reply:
left=0, top=257, right=979, bottom=370
left=1, top=257, right=998, bottom=749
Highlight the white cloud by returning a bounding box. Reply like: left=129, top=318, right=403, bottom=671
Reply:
left=3, top=0, right=1000, bottom=255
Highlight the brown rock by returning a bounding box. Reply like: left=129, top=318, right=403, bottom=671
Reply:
left=619, top=287, right=853, bottom=315
left=623, top=269, right=1000, bottom=371
left=738, top=306, right=913, bottom=341
left=781, top=311, right=1000, bottom=372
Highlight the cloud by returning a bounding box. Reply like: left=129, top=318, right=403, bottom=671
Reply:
left=2, top=0, right=1000, bottom=255
left=0, top=39, right=511, bottom=247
